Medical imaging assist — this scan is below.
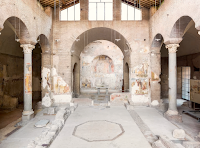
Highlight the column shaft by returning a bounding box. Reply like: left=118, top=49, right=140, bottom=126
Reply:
left=168, top=51, right=177, bottom=111
left=165, top=44, right=180, bottom=115
left=21, top=44, right=35, bottom=118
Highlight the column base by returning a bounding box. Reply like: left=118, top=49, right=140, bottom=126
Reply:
left=22, top=110, right=34, bottom=124
left=164, top=110, right=182, bottom=123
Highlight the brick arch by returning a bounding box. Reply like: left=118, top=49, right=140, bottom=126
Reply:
left=0, top=0, right=52, bottom=45
left=169, top=16, right=194, bottom=39
left=70, top=27, right=131, bottom=59
left=150, top=0, right=200, bottom=45
left=37, top=34, right=51, bottom=53
left=3, top=16, right=31, bottom=44
left=150, top=33, right=164, bottom=52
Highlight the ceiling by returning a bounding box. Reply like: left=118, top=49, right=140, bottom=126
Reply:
left=39, top=0, right=164, bottom=10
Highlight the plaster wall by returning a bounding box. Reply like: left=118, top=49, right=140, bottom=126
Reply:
left=80, top=40, right=123, bottom=93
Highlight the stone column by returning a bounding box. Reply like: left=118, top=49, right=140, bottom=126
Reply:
left=164, top=44, right=182, bottom=122
left=20, top=44, right=35, bottom=122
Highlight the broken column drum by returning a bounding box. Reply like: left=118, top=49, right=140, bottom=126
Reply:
left=21, top=44, right=35, bottom=120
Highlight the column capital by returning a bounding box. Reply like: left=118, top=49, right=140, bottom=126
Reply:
left=20, top=44, right=35, bottom=54
left=166, top=44, right=179, bottom=53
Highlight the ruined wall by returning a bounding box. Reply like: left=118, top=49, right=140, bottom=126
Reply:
left=80, top=40, right=123, bottom=93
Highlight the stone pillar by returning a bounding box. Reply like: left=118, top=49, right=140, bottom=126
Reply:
left=150, top=50, right=161, bottom=104
left=164, top=44, right=182, bottom=122
left=20, top=44, right=35, bottom=122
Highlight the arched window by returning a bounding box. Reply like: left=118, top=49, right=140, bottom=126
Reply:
left=89, top=0, right=113, bottom=21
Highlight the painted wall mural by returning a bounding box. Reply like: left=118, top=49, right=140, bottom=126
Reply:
left=93, top=55, right=114, bottom=74
left=80, top=40, right=123, bottom=91
left=131, top=78, right=148, bottom=95
left=131, top=63, right=149, bottom=96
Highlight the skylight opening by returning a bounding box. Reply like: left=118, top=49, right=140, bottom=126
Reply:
left=60, top=3, right=80, bottom=21
left=89, top=0, right=113, bottom=21
left=121, top=2, right=142, bottom=21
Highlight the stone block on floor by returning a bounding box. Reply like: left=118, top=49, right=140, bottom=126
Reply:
left=35, top=120, right=50, bottom=128
left=172, top=129, right=185, bottom=139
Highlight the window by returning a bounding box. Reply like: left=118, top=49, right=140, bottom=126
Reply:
left=89, top=0, right=113, bottom=21
left=182, top=67, right=190, bottom=100
left=121, top=2, right=142, bottom=21
left=60, top=3, right=80, bottom=21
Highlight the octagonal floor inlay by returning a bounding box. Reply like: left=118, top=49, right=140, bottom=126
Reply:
left=73, top=120, right=125, bottom=142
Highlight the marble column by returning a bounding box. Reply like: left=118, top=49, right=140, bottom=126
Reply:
left=20, top=44, right=35, bottom=122
left=164, top=44, right=182, bottom=122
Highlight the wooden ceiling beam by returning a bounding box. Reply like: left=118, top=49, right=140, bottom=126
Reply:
left=39, top=0, right=164, bottom=9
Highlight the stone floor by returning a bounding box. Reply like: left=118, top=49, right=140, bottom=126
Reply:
left=50, top=105, right=152, bottom=148
left=0, top=98, right=200, bottom=148
left=0, top=110, right=55, bottom=148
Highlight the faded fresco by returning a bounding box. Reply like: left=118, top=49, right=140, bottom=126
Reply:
left=51, top=68, right=70, bottom=94
left=131, top=78, right=148, bottom=95
left=25, top=64, right=32, bottom=94
left=151, top=72, right=159, bottom=81
left=133, top=63, right=148, bottom=77
left=131, top=63, right=149, bottom=96
left=80, top=40, right=123, bottom=91
left=93, top=55, right=114, bottom=74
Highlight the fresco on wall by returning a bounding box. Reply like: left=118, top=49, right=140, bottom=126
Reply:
left=80, top=40, right=123, bottom=91
left=131, top=78, right=148, bottom=95
left=133, top=63, right=148, bottom=77
left=93, top=55, right=114, bottom=74
left=51, top=68, right=70, bottom=94
left=151, top=72, right=159, bottom=81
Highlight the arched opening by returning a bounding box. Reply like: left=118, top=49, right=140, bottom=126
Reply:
left=79, top=40, right=123, bottom=95
left=0, top=17, right=30, bottom=129
left=160, top=17, right=200, bottom=120
left=124, top=62, right=129, bottom=92
left=71, top=27, right=129, bottom=98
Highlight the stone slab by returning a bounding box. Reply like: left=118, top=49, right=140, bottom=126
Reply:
left=50, top=106, right=151, bottom=148
left=35, top=119, right=50, bottom=128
